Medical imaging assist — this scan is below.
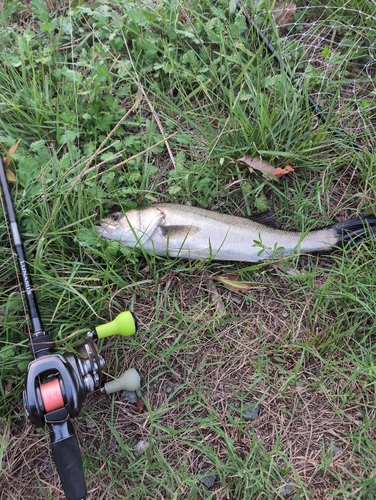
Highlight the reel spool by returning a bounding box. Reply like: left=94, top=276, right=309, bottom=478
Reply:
left=40, top=379, right=64, bottom=413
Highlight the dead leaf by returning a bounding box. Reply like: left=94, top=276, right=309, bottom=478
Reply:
left=238, top=156, right=294, bottom=180
left=271, top=165, right=294, bottom=178
left=6, top=169, right=16, bottom=182
left=2, top=141, right=20, bottom=182
left=238, top=156, right=275, bottom=176
left=136, top=397, right=145, bottom=413
left=215, top=273, right=256, bottom=292
left=202, top=270, right=226, bottom=316
left=7, top=140, right=20, bottom=156
left=272, top=2, right=297, bottom=27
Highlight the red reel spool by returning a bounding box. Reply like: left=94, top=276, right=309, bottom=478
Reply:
left=40, top=379, right=64, bottom=413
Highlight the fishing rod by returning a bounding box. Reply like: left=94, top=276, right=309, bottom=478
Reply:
left=235, top=0, right=373, bottom=153
left=0, top=155, right=141, bottom=500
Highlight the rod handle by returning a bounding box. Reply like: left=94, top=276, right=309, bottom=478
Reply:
left=50, top=420, right=87, bottom=500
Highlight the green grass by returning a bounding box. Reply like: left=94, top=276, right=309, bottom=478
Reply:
left=0, top=0, right=376, bottom=498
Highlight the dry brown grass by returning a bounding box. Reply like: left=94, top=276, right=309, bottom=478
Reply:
left=1, top=269, right=374, bottom=499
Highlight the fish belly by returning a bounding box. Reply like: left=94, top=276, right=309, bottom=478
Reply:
left=146, top=221, right=298, bottom=261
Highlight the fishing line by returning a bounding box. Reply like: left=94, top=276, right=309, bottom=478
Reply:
left=235, top=0, right=327, bottom=121
left=40, top=379, right=65, bottom=412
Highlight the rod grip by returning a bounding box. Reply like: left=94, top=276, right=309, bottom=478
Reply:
left=50, top=420, right=87, bottom=500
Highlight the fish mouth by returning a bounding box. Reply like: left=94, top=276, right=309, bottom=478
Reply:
left=96, top=221, right=116, bottom=236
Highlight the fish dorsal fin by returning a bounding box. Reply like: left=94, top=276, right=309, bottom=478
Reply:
left=248, top=211, right=281, bottom=229
left=160, top=225, right=200, bottom=237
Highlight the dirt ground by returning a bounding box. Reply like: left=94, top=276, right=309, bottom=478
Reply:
left=1, top=268, right=374, bottom=499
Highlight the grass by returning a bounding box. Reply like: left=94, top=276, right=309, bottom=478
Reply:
left=0, top=0, right=376, bottom=498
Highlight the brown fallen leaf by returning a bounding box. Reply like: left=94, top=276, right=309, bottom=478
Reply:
left=2, top=141, right=20, bottom=182
left=202, top=270, right=226, bottom=316
left=273, top=2, right=297, bottom=27
left=5, top=168, right=16, bottom=182
left=271, top=165, right=294, bottom=178
left=136, top=396, right=145, bottom=413
left=238, top=156, right=294, bottom=179
left=2, top=156, right=16, bottom=182
left=7, top=140, right=20, bottom=156
left=238, top=156, right=274, bottom=176
left=215, top=273, right=257, bottom=293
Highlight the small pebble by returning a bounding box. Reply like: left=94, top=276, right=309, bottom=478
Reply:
left=133, top=440, right=149, bottom=454
left=200, top=474, right=216, bottom=489
left=38, top=457, right=54, bottom=477
left=165, top=382, right=180, bottom=397
left=319, top=439, right=342, bottom=455
left=109, top=439, right=120, bottom=451
left=311, top=366, right=320, bottom=376
left=282, top=484, right=294, bottom=497
left=121, top=390, right=138, bottom=404
left=283, top=267, right=300, bottom=276
left=242, top=402, right=260, bottom=421
left=85, top=418, right=96, bottom=429
left=331, top=442, right=342, bottom=455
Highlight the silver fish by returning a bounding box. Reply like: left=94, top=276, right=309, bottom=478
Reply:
left=97, top=203, right=376, bottom=262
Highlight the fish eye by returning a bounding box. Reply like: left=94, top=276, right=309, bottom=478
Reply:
left=112, top=212, right=122, bottom=222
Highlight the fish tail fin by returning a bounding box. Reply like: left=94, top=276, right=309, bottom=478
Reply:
left=332, top=214, right=376, bottom=245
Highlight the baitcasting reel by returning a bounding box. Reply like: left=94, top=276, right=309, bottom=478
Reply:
left=22, top=312, right=140, bottom=500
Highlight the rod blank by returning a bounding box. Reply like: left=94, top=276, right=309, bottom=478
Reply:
left=0, top=156, right=55, bottom=359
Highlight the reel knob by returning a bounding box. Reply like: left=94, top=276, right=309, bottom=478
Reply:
left=103, top=368, right=141, bottom=394
left=94, top=311, right=137, bottom=339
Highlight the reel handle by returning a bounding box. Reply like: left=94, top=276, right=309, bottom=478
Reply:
left=50, top=418, right=87, bottom=500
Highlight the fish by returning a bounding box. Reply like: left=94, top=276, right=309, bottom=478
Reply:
left=97, top=203, right=376, bottom=262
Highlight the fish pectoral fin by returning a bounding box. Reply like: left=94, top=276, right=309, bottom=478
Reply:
left=160, top=225, right=200, bottom=237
